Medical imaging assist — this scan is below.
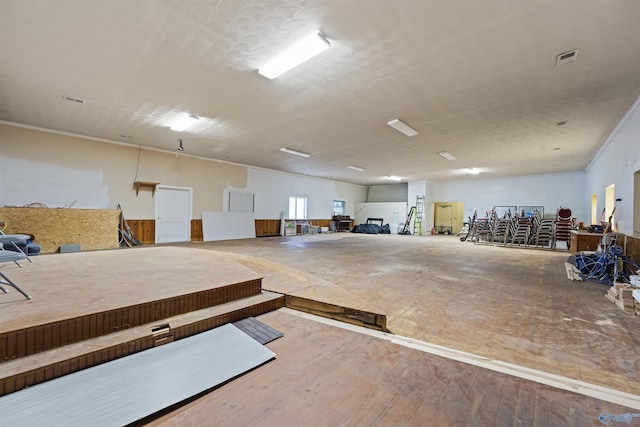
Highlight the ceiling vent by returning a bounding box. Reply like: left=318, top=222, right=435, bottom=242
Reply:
left=555, top=49, right=579, bottom=66
left=63, top=95, right=85, bottom=104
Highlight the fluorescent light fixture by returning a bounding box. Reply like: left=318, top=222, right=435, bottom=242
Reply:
left=457, top=167, right=482, bottom=175
left=170, top=114, right=199, bottom=131
left=280, top=147, right=311, bottom=158
left=387, top=119, right=418, bottom=137
left=383, top=175, right=402, bottom=181
left=259, top=32, right=331, bottom=79
left=347, top=165, right=365, bottom=172
left=438, top=151, right=456, bottom=160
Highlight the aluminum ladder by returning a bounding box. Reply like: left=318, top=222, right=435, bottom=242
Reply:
left=414, top=196, right=424, bottom=235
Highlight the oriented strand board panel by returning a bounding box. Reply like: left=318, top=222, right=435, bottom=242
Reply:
left=0, top=324, right=275, bottom=427
left=0, top=207, right=119, bottom=253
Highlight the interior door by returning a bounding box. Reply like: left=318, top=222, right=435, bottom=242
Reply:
left=434, top=202, right=464, bottom=235
left=155, top=185, right=192, bottom=243
left=435, top=204, right=453, bottom=234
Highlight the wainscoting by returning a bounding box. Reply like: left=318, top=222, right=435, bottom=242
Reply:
left=125, top=218, right=335, bottom=242
left=623, top=233, right=640, bottom=263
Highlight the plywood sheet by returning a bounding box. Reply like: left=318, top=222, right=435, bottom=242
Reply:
left=0, top=207, right=119, bottom=253
left=0, top=324, right=275, bottom=427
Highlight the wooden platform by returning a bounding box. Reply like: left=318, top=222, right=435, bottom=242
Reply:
left=0, top=246, right=285, bottom=396
left=147, top=309, right=639, bottom=426
left=189, top=234, right=640, bottom=398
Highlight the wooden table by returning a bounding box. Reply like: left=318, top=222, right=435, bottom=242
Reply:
left=569, top=230, right=602, bottom=255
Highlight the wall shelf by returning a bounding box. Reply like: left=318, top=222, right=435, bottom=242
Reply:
left=134, top=181, right=160, bottom=196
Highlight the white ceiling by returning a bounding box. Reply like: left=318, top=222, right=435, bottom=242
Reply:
left=1, top=0, right=639, bottom=185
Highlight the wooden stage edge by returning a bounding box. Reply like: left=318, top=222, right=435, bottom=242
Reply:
left=0, top=246, right=386, bottom=396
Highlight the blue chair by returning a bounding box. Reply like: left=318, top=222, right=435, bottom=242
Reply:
left=0, top=243, right=32, bottom=299
left=0, top=233, right=41, bottom=259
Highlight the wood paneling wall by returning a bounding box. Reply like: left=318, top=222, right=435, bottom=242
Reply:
left=255, top=220, right=281, bottom=237
left=255, top=219, right=334, bottom=237
left=125, top=218, right=335, bottom=242
left=624, top=234, right=640, bottom=262
left=191, top=219, right=203, bottom=241
left=125, top=219, right=155, bottom=245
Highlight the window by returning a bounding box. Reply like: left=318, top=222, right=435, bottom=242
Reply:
left=333, top=200, right=345, bottom=216
left=289, top=196, right=307, bottom=219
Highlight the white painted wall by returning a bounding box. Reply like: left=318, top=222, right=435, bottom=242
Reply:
left=3, top=99, right=637, bottom=234
left=225, top=168, right=367, bottom=219
left=0, top=124, right=367, bottom=221
left=367, top=183, right=408, bottom=202
left=354, top=202, right=407, bottom=233
left=407, top=180, right=433, bottom=235
left=585, top=97, right=640, bottom=236
left=432, top=172, right=587, bottom=223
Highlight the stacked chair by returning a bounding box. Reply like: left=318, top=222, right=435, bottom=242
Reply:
left=490, top=209, right=511, bottom=245
left=463, top=206, right=575, bottom=252
left=472, top=212, right=492, bottom=244
left=554, top=207, right=573, bottom=250
left=508, top=212, right=531, bottom=246
left=528, top=209, right=555, bottom=248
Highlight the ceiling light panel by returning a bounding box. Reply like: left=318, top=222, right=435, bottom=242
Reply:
left=280, top=147, right=311, bottom=158
left=170, top=114, right=200, bottom=132
left=438, top=151, right=456, bottom=160
left=347, top=165, right=365, bottom=172
left=387, top=119, right=418, bottom=137
left=259, top=32, right=331, bottom=79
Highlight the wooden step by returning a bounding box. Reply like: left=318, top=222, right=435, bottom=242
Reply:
left=1, top=278, right=263, bottom=361
left=285, top=294, right=387, bottom=331
left=0, top=291, right=284, bottom=396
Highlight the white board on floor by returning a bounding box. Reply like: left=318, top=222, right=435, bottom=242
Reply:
left=202, top=211, right=256, bottom=241
left=0, top=324, right=275, bottom=427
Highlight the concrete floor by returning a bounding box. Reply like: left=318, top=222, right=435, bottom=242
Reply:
left=176, top=233, right=640, bottom=397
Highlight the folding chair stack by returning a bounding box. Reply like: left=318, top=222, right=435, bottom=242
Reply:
left=490, top=209, right=511, bottom=245
left=529, top=209, right=554, bottom=248
left=473, top=212, right=491, bottom=244
left=554, top=207, right=573, bottom=249
left=509, top=213, right=531, bottom=246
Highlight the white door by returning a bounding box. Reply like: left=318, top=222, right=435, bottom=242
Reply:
left=155, top=185, right=192, bottom=243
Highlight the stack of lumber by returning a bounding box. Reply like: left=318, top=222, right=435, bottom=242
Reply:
left=564, top=262, right=582, bottom=281
left=605, top=283, right=636, bottom=313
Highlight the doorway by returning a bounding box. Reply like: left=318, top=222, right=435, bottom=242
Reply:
left=433, top=202, right=464, bottom=235
left=605, top=184, right=615, bottom=229
left=155, top=185, right=192, bottom=244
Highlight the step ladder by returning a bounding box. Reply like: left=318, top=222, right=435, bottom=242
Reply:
left=400, top=206, right=415, bottom=235
left=414, top=196, right=424, bottom=235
